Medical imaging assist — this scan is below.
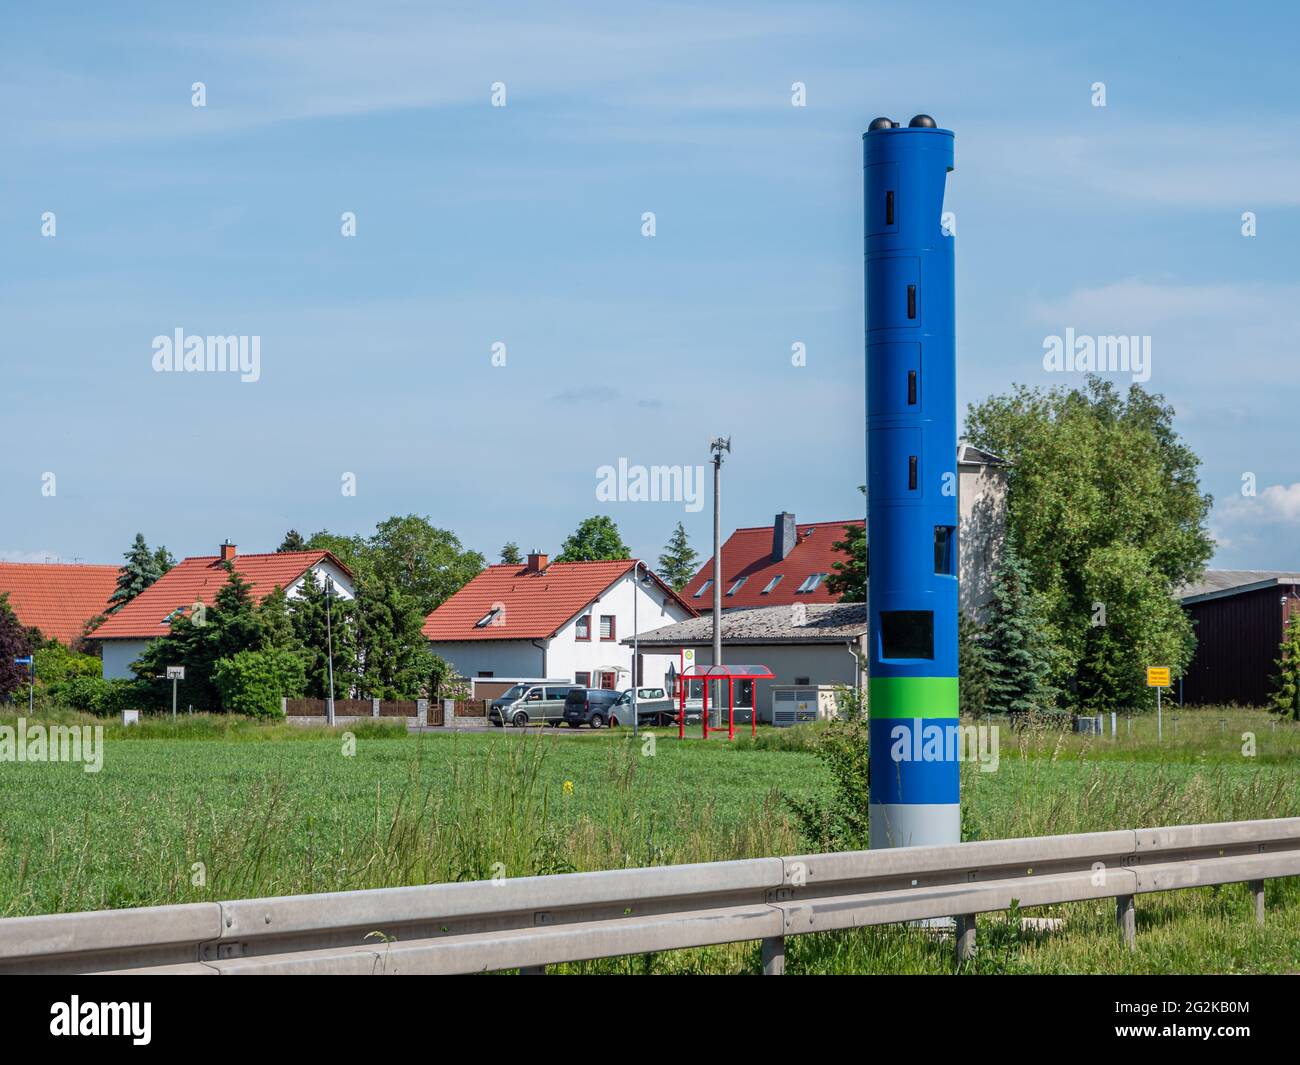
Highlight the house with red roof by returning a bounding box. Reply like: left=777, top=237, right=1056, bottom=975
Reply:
left=423, top=552, right=696, bottom=691
left=683, top=442, right=1007, bottom=619
left=93, top=541, right=355, bottom=679
left=0, top=562, right=121, bottom=646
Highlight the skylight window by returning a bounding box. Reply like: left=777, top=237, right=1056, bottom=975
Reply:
left=693, top=579, right=714, bottom=598
left=475, top=607, right=503, bottom=628
left=726, top=577, right=748, bottom=596
left=795, top=573, right=827, bottom=593
left=761, top=576, right=783, bottom=594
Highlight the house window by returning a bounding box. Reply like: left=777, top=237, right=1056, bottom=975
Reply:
left=795, top=676, right=811, bottom=686
left=693, top=579, right=713, bottom=598
left=796, top=573, right=827, bottom=593
left=600, top=671, right=617, bottom=690
left=575, top=615, right=591, bottom=641
left=726, top=577, right=748, bottom=597
left=475, top=606, right=503, bottom=627
left=600, top=615, right=616, bottom=641
left=761, top=576, right=783, bottom=594
left=477, top=671, right=494, bottom=678
left=575, top=671, right=591, bottom=687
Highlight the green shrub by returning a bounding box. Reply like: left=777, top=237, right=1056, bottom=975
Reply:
left=782, top=688, right=870, bottom=851
left=212, top=648, right=305, bottom=718
left=47, top=675, right=145, bottom=715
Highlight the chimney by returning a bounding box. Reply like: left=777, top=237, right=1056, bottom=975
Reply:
left=771, top=513, right=796, bottom=562
left=525, top=550, right=548, bottom=574
left=219, top=539, right=237, bottom=563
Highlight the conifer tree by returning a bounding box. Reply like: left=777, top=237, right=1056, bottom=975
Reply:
left=984, top=541, right=1060, bottom=715
left=108, top=533, right=171, bottom=613
left=656, top=522, right=699, bottom=592
left=957, top=611, right=993, bottom=718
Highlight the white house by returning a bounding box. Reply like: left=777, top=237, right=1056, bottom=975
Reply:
left=422, top=552, right=696, bottom=690
left=93, top=541, right=355, bottom=679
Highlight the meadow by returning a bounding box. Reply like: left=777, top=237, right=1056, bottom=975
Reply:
left=2, top=706, right=1298, bottom=974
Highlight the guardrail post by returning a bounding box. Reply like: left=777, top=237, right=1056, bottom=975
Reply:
left=519, top=965, right=546, bottom=975
left=761, top=936, right=785, bottom=975
left=954, top=914, right=976, bottom=965
left=1250, top=879, right=1265, bottom=926
left=1117, top=894, right=1136, bottom=949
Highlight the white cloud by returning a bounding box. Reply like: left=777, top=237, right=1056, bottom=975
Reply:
left=974, top=122, right=1300, bottom=208
left=0, top=549, right=65, bottom=563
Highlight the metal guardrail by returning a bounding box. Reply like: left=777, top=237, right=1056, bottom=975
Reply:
left=1, top=817, right=1297, bottom=975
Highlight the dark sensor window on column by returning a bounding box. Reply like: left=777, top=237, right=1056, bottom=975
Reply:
left=885, top=190, right=894, bottom=226
left=907, top=284, right=916, bottom=319
left=880, top=611, right=934, bottom=660
left=907, top=370, right=917, bottom=405
left=908, top=455, right=918, bottom=490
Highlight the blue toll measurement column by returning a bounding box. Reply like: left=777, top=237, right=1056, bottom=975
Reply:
left=863, top=115, right=960, bottom=848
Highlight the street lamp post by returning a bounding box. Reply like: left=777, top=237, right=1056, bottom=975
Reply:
left=631, top=559, right=653, bottom=739
left=709, top=437, right=730, bottom=726
left=325, top=576, right=336, bottom=727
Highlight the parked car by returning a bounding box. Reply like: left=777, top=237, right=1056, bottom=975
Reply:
left=489, top=683, right=576, bottom=727
left=563, top=687, right=624, bottom=728
left=615, top=687, right=676, bottom=727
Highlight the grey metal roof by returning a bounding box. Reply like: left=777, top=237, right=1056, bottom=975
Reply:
left=1178, top=570, right=1300, bottom=604
left=626, top=602, right=868, bottom=646
left=957, top=440, right=1007, bottom=466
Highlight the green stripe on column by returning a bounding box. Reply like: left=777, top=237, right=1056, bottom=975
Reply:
left=869, top=676, right=959, bottom=718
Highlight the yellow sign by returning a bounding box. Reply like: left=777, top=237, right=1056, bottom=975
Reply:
left=1146, top=666, right=1171, bottom=688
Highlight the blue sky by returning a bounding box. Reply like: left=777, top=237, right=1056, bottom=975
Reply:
left=3, top=0, right=1298, bottom=570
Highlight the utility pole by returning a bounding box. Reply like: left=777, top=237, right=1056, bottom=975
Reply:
left=632, top=559, right=649, bottom=740
left=325, top=576, right=336, bottom=726
left=709, top=437, right=730, bottom=728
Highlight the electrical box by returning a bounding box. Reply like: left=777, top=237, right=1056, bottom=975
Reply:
left=771, top=685, right=843, bottom=727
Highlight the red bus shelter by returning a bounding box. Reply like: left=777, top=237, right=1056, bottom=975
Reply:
left=676, top=663, right=775, bottom=740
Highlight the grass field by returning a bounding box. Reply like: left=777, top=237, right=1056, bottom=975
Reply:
left=2, top=706, right=1299, bottom=974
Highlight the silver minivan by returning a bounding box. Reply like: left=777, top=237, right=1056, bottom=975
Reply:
left=489, top=683, right=576, bottom=727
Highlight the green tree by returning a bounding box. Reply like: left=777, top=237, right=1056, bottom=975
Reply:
left=290, top=568, right=358, bottom=700
left=32, top=639, right=102, bottom=688
left=965, top=377, right=1211, bottom=705
left=556, top=516, right=630, bottom=562
left=0, top=594, right=35, bottom=702
left=827, top=526, right=866, bottom=602
left=826, top=486, right=867, bottom=603
left=1270, top=613, right=1300, bottom=721
left=278, top=529, right=308, bottom=552
left=305, top=529, right=371, bottom=576
left=500, top=542, right=523, bottom=565
left=108, top=533, right=172, bottom=613
left=354, top=574, right=437, bottom=699
left=133, top=564, right=274, bottom=711
left=984, top=541, right=1060, bottom=716
left=367, top=515, right=485, bottom=614
left=213, top=648, right=306, bottom=718
left=656, top=522, right=699, bottom=592
left=958, top=611, right=993, bottom=718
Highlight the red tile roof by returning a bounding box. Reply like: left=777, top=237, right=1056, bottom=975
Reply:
left=423, top=560, right=696, bottom=642
left=92, top=551, right=351, bottom=640
left=683, top=519, right=862, bottom=609
left=0, top=563, right=121, bottom=644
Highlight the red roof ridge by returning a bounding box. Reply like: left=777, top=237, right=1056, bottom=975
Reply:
left=730, top=517, right=864, bottom=533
